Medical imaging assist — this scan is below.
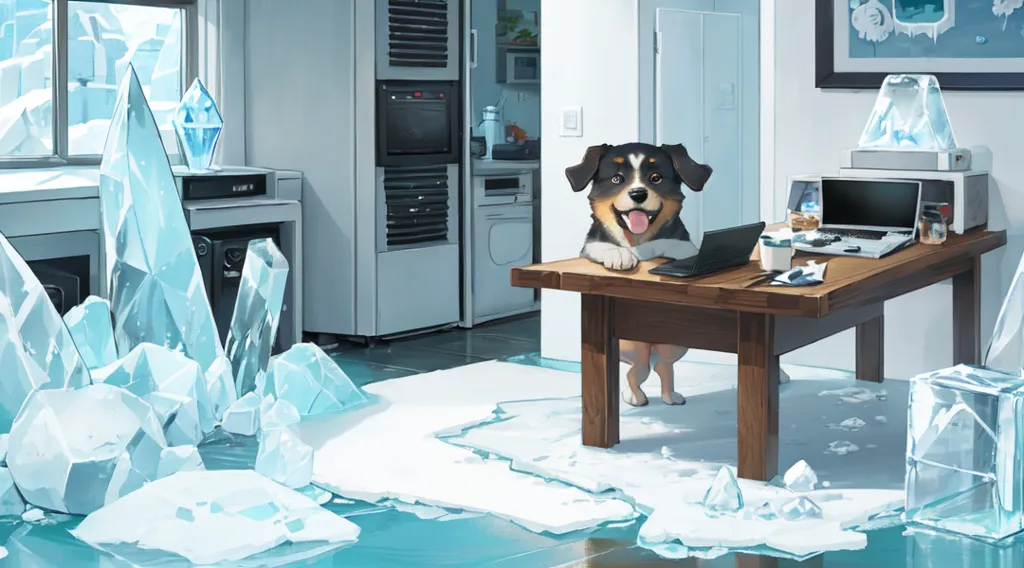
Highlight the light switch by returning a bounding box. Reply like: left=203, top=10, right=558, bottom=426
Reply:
left=559, top=106, right=582, bottom=137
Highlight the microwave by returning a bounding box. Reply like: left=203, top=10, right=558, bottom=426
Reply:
left=499, top=50, right=539, bottom=84
left=376, top=81, right=460, bottom=167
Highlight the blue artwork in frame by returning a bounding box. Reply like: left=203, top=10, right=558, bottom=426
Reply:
left=816, top=0, right=1024, bottom=90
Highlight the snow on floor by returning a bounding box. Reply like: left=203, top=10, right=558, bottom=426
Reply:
left=296, top=362, right=638, bottom=534
left=442, top=361, right=907, bottom=559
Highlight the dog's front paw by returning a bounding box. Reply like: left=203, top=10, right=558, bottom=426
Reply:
left=661, top=391, right=686, bottom=405
left=622, top=387, right=649, bottom=407
left=599, top=247, right=638, bottom=271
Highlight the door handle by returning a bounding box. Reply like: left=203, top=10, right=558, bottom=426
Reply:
left=470, top=29, right=478, bottom=69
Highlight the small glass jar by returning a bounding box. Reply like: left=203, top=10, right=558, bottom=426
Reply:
left=919, top=205, right=948, bottom=245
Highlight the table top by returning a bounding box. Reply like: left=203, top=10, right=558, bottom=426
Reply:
left=511, top=226, right=1006, bottom=318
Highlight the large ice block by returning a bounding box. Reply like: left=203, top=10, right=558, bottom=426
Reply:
left=63, top=296, right=118, bottom=370
left=6, top=383, right=174, bottom=515
left=225, top=238, right=290, bottom=398
left=857, top=74, right=957, bottom=151
left=0, top=236, right=89, bottom=434
left=71, top=470, right=361, bottom=565
left=258, top=343, right=368, bottom=417
left=95, top=343, right=216, bottom=442
left=172, top=78, right=223, bottom=172
left=985, top=251, right=1024, bottom=375
left=905, top=365, right=1024, bottom=540
left=98, top=65, right=225, bottom=373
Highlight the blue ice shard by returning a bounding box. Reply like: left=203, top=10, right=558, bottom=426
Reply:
left=857, top=74, right=957, bottom=150
left=63, top=296, right=118, bottom=370
left=986, top=251, right=1024, bottom=375
left=0, top=234, right=89, bottom=433
left=172, top=78, right=223, bottom=171
left=98, top=65, right=225, bottom=374
left=905, top=364, right=1024, bottom=541
left=225, top=238, right=290, bottom=398
left=255, top=427, right=314, bottom=489
left=702, top=466, right=744, bottom=515
left=258, top=343, right=368, bottom=417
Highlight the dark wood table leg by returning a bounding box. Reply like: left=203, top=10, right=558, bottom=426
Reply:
left=737, top=312, right=780, bottom=481
left=855, top=314, right=884, bottom=383
left=952, top=257, right=981, bottom=365
left=581, top=294, right=619, bottom=448
left=735, top=553, right=778, bottom=568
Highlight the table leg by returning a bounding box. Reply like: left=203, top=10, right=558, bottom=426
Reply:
left=855, top=314, right=884, bottom=383
left=735, top=554, right=778, bottom=568
left=580, top=294, right=620, bottom=448
left=952, top=257, right=981, bottom=365
left=737, top=312, right=780, bottom=481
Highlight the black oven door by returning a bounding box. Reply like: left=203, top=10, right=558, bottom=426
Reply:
left=376, top=81, right=459, bottom=167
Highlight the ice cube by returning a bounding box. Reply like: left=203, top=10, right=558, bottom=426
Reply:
left=204, top=355, right=238, bottom=422
left=0, top=467, right=24, bottom=517
left=6, top=383, right=169, bottom=515
left=157, top=445, right=205, bottom=479
left=857, top=74, right=957, bottom=150
left=70, top=470, right=360, bottom=566
left=702, top=466, right=743, bottom=514
left=783, top=460, right=818, bottom=492
left=172, top=78, right=224, bottom=171
left=224, top=238, right=289, bottom=397
left=63, top=296, right=117, bottom=370
left=779, top=496, right=823, bottom=521
left=221, top=392, right=262, bottom=436
left=827, top=441, right=859, bottom=455
left=255, top=427, right=314, bottom=488
left=261, top=397, right=301, bottom=431
left=98, top=66, right=225, bottom=374
left=95, top=343, right=216, bottom=441
left=259, top=343, right=368, bottom=417
left=753, top=501, right=780, bottom=521
left=905, top=364, right=1024, bottom=540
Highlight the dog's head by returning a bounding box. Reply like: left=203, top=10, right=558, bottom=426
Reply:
left=565, top=143, right=712, bottom=244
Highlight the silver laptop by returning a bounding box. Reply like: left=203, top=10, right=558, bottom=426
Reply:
left=793, top=177, right=923, bottom=259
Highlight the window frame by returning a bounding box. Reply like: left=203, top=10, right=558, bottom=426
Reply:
left=0, top=0, right=199, bottom=169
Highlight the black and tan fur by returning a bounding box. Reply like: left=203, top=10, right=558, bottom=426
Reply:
left=566, top=142, right=712, bottom=407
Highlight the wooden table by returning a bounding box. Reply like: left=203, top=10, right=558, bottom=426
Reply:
left=511, top=227, right=1006, bottom=481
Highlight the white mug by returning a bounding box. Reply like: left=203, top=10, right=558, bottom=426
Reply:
left=759, top=240, right=794, bottom=273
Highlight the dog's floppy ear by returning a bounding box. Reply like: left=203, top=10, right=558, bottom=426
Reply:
left=565, top=144, right=609, bottom=193
left=660, top=144, right=713, bottom=192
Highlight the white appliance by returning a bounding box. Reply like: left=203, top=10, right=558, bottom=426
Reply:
left=839, top=168, right=988, bottom=235
left=498, top=50, right=540, bottom=84
left=470, top=172, right=535, bottom=324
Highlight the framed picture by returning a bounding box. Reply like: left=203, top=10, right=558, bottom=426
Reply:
left=816, top=0, right=1024, bottom=90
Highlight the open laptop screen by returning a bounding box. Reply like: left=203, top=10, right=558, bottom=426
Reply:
left=820, top=178, right=921, bottom=231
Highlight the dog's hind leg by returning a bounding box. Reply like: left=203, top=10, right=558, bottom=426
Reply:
left=619, top=340, right=651, bottom=407
left=653, top=344, right=688, bottom=405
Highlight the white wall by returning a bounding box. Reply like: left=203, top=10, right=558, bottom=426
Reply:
left=539, top=0, right=640, bottom=361
left=771, top=2, right=1017, bottom=379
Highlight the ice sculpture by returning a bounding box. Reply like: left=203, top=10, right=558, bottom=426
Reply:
left=94, top=343, right=216, bottom=443
left=98, top=66, right=225, bottom=373
left=0, top=236, right=89, bottom=434
left=221, top=392, right=262, bottom=436
left=71, top=470, right=361, bottom=565
left=225, top=238, right=290, bottom=398
left=985, top=251, right=1024, bottom=375
left=5, top=383, right=178, bottom=515
left=783, top=460, right=818, bottom=492
left=256, top=427, right=314, bottom=489
left=702, top=467, right=743, bottom=514
left=905, top=365, right=1024, bottom=540
left=63, top=296, right=118, bottom=370
left=172, top=78, right=223, bottom=171
left=205, top=355, right=238, bottom=422
left=857, top=74, right=957, bottom=151
left=258, top=343, right=368, bottom=417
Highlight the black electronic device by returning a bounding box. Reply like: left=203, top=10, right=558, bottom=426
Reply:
left=649, top=222, right=766, bottom=279
left=179, top=173, right=268, bottom=201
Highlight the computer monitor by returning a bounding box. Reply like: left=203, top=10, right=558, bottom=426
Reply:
left=819, top=178, right=922, bottom=233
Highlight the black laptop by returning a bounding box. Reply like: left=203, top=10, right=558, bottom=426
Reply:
left=648, top=221, right=766, bottom=278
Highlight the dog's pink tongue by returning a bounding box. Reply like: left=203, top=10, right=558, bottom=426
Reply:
left=626, top=210, right=649, bottom=234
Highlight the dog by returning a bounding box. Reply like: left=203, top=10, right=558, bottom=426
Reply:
left=565, top=142, right=712, bottom=407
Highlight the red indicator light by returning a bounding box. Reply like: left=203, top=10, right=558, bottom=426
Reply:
left=439, top=93, right=445, bottom=99
left=413, top=91, right=422, bottom=97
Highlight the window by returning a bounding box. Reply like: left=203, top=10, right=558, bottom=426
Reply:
left=0, top=0, right=196, bottom=165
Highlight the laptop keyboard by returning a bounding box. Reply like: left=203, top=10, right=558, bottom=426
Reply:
left=817, top=228, right=887, bottom=241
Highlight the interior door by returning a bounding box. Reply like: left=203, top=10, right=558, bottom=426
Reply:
left=640, top=0, right=759, bottom=246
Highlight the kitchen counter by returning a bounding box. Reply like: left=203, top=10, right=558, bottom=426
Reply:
left=472, top=158, right=540, bottom=175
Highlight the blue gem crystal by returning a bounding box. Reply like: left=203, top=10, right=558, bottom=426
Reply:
left=172, top=78, right=223, bottom=171
left=225, top=238, right=290, bottom=397
left=98, top=65, right=225, bottom=374
left=0, top=233, right=90, bottom=433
